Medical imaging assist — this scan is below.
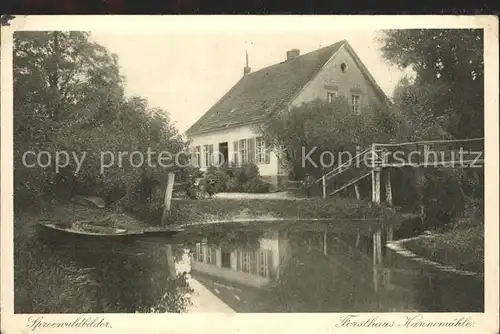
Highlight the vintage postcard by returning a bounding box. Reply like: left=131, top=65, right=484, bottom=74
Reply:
left=1, top=15, right=498, bottom=334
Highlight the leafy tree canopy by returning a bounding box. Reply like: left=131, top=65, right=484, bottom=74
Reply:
left=13, top=31, right=186, bottom=206
left=379, top=29, right=484, bottom=139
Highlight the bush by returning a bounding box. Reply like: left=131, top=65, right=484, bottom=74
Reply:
left=242, top=177, right=270, bottom=193
left=202, top=166, right=230, bottom=195
left=226, top=163, right=270, bottom=193
left=176, top=167, right=205, bottom=199
left=226, top=178, right=243, bottom=192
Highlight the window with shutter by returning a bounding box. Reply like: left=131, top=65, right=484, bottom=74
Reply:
left=191, top=146, right=201, bottom=167
left=247, top=138, right=255, bottom=164
left=239, top=139, right=248, bottom=164
left=202, top=144, right=214, bottom=167
left=258, top=250, right=271, bottom=277
left=242, top=251, right=251, bottom=273
left=233, top=141, right=239, bottom=166
left=208, top=144, right=214, bottom=166
left=256, top=137, right=269, bottom=164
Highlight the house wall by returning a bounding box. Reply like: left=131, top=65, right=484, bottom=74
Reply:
left=188, top=124, right=280, bottom=177
left=191, top=231, right=290, bottom=288
left=260, top=230, right=281, bottom=272
left=291, top=45, right=384, bottom=110
left=188, top=44, right=387, bottom=184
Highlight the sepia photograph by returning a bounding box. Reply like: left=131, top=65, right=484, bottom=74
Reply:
left=1, top=15, right=498, bottom=334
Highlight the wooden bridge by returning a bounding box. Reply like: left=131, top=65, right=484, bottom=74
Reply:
left=314, top=137, right=484, bottom=204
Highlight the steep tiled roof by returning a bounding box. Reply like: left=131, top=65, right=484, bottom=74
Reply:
left=186, top=40, right=346, bottom=135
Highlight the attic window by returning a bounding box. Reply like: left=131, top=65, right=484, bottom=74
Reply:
left=340, top=62, right=348, bottom=72
left=327, top=91, right=338, bottom=103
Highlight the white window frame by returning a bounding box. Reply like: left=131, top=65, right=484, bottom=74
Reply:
left=239, top=139, right=248, bottom=164
left=258, top=250, right=270, bottom=277
left=327, top=91, right=338, bottom=103
left=203, top=144, right=214, bottom=167
left=256, top=137, right=267, bottom=164
left=195, top=243, right=204, bottom=262
left=351, top=94, right=361, bottom=114
left=193, top=146, right=201, bottom=167
left=242, top=252, right=251, bottom=273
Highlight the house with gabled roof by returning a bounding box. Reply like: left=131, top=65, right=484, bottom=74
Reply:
left=185, top=40, right=391, bottom=189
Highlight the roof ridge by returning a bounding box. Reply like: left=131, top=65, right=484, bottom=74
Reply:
left=245, top=40, right=346, bottom=77
left=186, top=40, right=348, bottom=135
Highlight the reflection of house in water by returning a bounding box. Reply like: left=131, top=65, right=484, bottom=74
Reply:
left=191, top=230, right=291, bottom=288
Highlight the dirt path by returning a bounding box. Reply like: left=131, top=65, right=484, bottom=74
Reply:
left=213, top=192, right=305, bottom=200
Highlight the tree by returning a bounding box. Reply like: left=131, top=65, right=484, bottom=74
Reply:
left=13, top=31, right=186, bottom=209
left=379, top=30, right=484, bottom=226
left=379, top=29, right=484, bottom=139
left=258, top=98, right=395, bottom=180
left=13, top=31, right=126, bottom=203
left=391, top=76, right=451, bottom=141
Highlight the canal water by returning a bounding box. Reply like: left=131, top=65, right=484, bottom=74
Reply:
left=20, top=220, right=483, bottom=313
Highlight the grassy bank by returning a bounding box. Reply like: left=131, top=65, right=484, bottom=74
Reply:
left=167, top=197, right=395, bottom=225
left=403, top=224, right=484, bottom=273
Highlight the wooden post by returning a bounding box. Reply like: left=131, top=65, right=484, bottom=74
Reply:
left=372, top=231, right=379, bottom=292
left=372, top=233, right=377, bottom=266
left=376, top=230, right=382, bottom=264
left=385, top=169, right=393, bottom=206
left=371, top=144, right=381, bottom=204
left=387, top=225, right=394, bottom=242
left=161, top=172, right=176, bottom=225
left=354, top=184, right=361, bottom=200
left=385, top=225, right=393, bottom=287
left=322, top=175, right=326, bottom=199
left=371, top=168, right=381, bottom=204
left=414, top=167, right=425, bottom=226
left=166, top=244, right=177, bottom=279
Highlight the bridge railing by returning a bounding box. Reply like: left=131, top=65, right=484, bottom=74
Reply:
left=314, top=148, right=372, bottom=184
left=373, top=137, right=484, bottom=168
left=313, top=137, right=484, bottom=199
left=311, top=147, right=379, bottom=198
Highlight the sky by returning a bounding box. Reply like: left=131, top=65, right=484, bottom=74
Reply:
left=91, top=30, right=409, bottom=133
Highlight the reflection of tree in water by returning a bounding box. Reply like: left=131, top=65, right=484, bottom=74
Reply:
left=412, top=271, right=483, bottom=312
left=262, top=230, right=383, bottom=312
left=56, top=242, right=193, bottom=313
left=266, top=246, right=372, bottom=312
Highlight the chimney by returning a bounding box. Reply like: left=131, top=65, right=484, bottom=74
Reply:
left=243, top=50, right=251, bottom=76
left=286, top=49, right=300, bottom=60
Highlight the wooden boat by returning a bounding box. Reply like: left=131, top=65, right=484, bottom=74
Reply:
left=37, top=220, right=149, bottom=257
left=142, top=226, right=185, bottom=237
left=37, top=220, right=145, bottom=241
